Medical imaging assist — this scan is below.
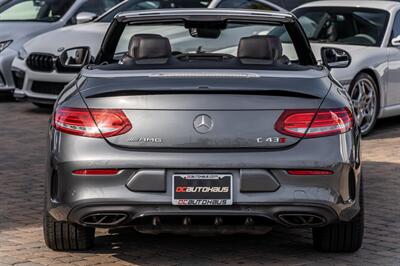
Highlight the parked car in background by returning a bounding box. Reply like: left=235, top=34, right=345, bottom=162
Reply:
left=12, top=0, right=284, bottom=106
left=290, top=0, right=400, bottom=135
left=208, top=0, right=284, bottom=10
left=44, top=8, right=363, bottom=253
left=269, top=0, right=319, bottom=10
left=209, top=0, right=315, bottom=10
left=0, top=0, right=123, bottom=95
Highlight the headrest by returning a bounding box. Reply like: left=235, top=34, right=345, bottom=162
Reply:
left=238, top=36, right=283, bottom=61
left=128, top=34, right=171, bottom=59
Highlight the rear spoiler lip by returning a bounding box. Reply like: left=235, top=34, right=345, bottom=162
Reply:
left=84, top=89, right=321, bottom=100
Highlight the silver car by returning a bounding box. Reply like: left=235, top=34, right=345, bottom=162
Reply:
left=0, top=0, right=122, bottom=94
left=292, top=0, right=400, bottom=135
left=45, top=9, right=363, bottom=253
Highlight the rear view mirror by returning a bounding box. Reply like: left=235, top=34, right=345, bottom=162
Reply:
left=59, top=47, right=91, bottom=69
left=189, top=27, right=221, bottom=39
left=391, top=35, right=400, bottom=46
left=321, top=47, right=351, bottom=69
left=76, top=12, right=97, bottom=24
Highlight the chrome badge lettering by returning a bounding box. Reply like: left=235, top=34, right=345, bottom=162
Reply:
left=128, top=137, right=163, bottom=143
left=257, top=137, right=286, bottom=143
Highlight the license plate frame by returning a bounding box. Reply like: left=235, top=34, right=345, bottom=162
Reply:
left=172, top=174, right=233, bottom=206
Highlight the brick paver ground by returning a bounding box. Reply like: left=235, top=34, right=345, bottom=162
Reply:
left=0, top=98, right=399, bottom=266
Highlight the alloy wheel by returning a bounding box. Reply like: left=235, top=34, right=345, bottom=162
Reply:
left=350, top=77, right=377, bottom=134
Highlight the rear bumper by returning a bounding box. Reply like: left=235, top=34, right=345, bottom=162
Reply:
left=67, top=203, right=339, bottom=230
left=47, top=129, right=362, bottom=228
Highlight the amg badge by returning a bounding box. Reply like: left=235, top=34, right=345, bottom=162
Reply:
left=128, top=137, right=163, bottom=143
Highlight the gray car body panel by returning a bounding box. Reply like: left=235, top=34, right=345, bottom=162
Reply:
left=46, top=9, right=361, bottom=230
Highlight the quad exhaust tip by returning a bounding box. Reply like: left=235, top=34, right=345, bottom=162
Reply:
left=277, top=213, right=326, bottom=227
left=81, top=213, right=128, bottom=226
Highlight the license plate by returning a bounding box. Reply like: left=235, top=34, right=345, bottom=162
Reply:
left=172, top=174, right=233, bottom=206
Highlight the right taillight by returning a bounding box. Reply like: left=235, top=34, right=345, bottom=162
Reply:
left=275, top=108, right=353, bottom=138
left=53, top=107, right=132, bottom=138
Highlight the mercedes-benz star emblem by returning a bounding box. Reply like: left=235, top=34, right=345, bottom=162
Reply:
left=193, top=114, right=214, bottom=134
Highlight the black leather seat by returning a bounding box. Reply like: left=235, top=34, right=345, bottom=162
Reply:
left=120, top=34, right=172, bottom=65
left=237, top=35, right=289, bottom=65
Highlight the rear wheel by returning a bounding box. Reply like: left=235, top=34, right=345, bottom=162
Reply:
left=349, top=73, right=379, bottom=136
left=312, top=179, right=364, bottom=252
left=43, top=212, right=95, bottom=251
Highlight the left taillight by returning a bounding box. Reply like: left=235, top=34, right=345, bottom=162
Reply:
left=275, top=108, right=353, bottom=138
left=53, top=107, right=132, bottom=138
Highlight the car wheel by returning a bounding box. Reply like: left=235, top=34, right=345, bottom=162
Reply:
left=43, top=212, right=95, bottom=251
left=312, top=177, right=364, bottom=252
left=349, top=73, right=379, bottom=136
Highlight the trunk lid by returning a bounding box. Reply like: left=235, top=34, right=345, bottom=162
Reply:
left=80, top=69, right=331, bottom=149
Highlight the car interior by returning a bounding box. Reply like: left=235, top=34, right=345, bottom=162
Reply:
left=296, top=8, right=389, bottom=47
left=36, top=0, right=76, bottom=19
left=94, top=33, right=308, bottom=72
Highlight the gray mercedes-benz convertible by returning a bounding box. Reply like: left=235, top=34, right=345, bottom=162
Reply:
left=45, top=9, right=363, bottom=252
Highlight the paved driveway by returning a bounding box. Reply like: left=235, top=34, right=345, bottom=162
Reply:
left=0, top=99, right=399, bottom=266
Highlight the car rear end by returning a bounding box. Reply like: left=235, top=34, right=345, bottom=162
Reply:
left=44, top=9, right=363, bottom=252
left=47, top=69, right=361, bottom=233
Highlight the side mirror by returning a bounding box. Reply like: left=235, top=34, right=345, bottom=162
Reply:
left=59, top=47, right=91, bottom=69
left=321, top=47, right=351, bottom=69
left=392, top=35, right=400, bottom=46
left=76, top=12, right=97, bottom=24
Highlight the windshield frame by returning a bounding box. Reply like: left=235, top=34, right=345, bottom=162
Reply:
left=293, top=6, right=390, bottom=47
left=95, top=11, right=317, bottom=66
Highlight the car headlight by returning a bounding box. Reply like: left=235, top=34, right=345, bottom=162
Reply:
left=0, top=40, right=13, bottom=53
left=17, top=47, right=28, bottom=60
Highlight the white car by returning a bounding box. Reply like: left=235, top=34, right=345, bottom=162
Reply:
left=290, top=0, right=400, bottom=135
left=12, top=0, right=284, bottom=107
left=0, top=0, right=123, bottom=95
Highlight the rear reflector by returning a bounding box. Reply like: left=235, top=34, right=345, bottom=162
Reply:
left=287, top=170, right=334, bottom=175
left=53, top=107, right=132, bottom=138
left=72, top=169, right=120, bottom=175
left=275, top=108, right=353, bottom=138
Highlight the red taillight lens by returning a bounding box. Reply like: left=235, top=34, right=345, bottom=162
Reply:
left=275, top=108, right=353, bottom=138
left=287, top=170, right=334, bottom=175
left=72, top=169, right=120, bottom=175
left=53, top=107, right=132, bottom=138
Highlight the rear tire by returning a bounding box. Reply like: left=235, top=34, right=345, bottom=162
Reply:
left=43, top=212, right=95, bottom=251
left=312, top=180, right=364, bottom=252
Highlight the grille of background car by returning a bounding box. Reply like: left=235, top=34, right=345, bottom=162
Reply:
left=31, top=81, right=68, bottom=95
left=26, top=54, right=55, bottom=72
left=26, top=53, right=81, bottom=74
